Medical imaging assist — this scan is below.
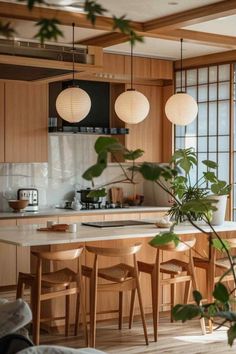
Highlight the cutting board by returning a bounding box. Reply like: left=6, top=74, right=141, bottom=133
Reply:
left=37, top=224, right=69, bottom=232
left=109, top=187, right=123, bottom=204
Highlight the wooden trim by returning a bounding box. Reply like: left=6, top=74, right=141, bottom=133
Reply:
left=0, top=2, right=142, bottom=32
left=174, top=50, right=236, bottom=70
left=79, top=33, right=128, bottom=47
left=144, top=0, right=236, bottom=32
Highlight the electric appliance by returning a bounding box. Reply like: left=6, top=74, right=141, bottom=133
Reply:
left=17, top=188, right=39, bottom=212
left=82, top=220, right=154, bottom=228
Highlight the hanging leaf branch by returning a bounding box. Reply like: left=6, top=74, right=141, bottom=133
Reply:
left=11, top=0, right=143, bottom=44
left=0, top=20, right=16, bottom=38
left=34, top=18, right=63, bottom=43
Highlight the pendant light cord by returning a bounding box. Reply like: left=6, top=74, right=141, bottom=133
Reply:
left=180, top=38, right=183, bottom=93
left=72, top=22, right=75, bottom=86
left=131, top=42, right=134, bottom=90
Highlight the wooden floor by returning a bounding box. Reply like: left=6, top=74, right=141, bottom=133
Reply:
left=40, top=316, right=236, bottom=354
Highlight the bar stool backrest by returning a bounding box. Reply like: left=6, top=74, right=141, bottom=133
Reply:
left=31, top=248, right=84, bottom=261
left=150, top=237, right=196, bottom=252
left=86, top=243, right=142, bottom=257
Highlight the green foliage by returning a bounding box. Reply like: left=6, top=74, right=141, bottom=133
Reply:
left=34, top=19, right=63, bottom=44
left=213, top=282, right=229, bottom=303
left=193, top=290, right=202, bottom=306
left=202, top=159, right=218, bottom=169
left=112, top=15, right=143, bottom=45
left=87, top=188, right=106, bottom=198
left=212, top=238, right=230, bottom=252
left=211, top=180, right=231, bottom=196
left=228, top=324, right=236, bottom=346
left=19, top=0, right=44, bottom=11
left=0, top=20, right=15, bottom=38
left=124, top=149, right=144, bottom=160
left=172, top=304, right=201, bottom=322
left=84, top=0, right=107, bottom=25
left=95, top=137, right=124, bottom=154
left=172, top=148, right=197, bottom=174
left=149, top=231, right=179, bottom=248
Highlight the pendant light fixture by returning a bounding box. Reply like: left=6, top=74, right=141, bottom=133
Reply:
left=115, top=43, right=150, bottom=124
left=165, top=39, right=198, bottom=126
left=56, top=23, right=91, bottom=123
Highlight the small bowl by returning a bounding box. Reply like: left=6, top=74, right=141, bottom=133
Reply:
left=8, top=199, right=29, bottom=212
left=155, top=221, right=173, bottom=228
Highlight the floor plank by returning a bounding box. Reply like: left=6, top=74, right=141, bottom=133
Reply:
left=39, top=316, right=236, bottom=354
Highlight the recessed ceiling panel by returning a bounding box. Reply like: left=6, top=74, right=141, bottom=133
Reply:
left=185, top=14, right=236, bottom=36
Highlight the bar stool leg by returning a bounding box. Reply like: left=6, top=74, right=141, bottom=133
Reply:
left=65, top=286, right=70, bottom=336
left=129, top=289, right=136, bottom=329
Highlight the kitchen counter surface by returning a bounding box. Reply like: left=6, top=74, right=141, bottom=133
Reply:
left=0, top=221, right=236, bottom=247
left=0, top=206, right=169, bottom=219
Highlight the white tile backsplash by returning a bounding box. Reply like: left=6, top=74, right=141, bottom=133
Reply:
left=0, top=134, right=143, bottom=211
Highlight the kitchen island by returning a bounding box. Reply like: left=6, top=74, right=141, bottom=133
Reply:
left=0, top=221, right=236, bottom=326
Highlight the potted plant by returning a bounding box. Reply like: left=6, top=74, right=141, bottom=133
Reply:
left=82, top=136, right=236, bottom=346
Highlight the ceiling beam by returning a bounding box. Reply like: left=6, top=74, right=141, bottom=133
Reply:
left=175, top=49, right=236, bottom=69
left=79, top=32, right=128, bottom=47
left=144, top=0, right=236, bottom=32
left=0, top=2, right=143, bottom=32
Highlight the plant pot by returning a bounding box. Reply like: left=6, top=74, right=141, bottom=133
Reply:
left=210, top=194, right=227, bottom=226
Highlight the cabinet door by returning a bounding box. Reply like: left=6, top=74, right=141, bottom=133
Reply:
left=5, top=82, right=48, bottom=162
left=125, top=84, right=163, bottom=162
left=0, top=219, right=17, bottom=286
left=0, top=82, right=4, bottom=162
left=125, top=56, right=151, bottom=79
left=151, top=59, right=173, bottom=80
left=103, top=53, right=125, bottom=76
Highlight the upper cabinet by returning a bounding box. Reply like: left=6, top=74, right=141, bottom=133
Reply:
left=102, top=53, right=173, bottom=81
left=0, top=81, right=48, bottom=163
left=124, top=56, right=151, bottom=79
left=151, top=59, right=173, bottom=80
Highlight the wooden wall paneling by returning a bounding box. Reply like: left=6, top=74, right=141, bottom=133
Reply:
left=125, top=84, right=163, bottom=162
left=151, top=59, right=173, bottom=80
left=0, top=82, right=4, bottom=162
left=125, top=56, right=151, bottom=80
left=139, top=211, right=167, bottom=220
left=103, top=53, right=125, bottom=76
left=162, top=85, right=174, bottom=162
left=5, top=81, right=48, bottom=162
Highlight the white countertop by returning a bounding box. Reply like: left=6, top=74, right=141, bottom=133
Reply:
left=0, top=206, right=169, bottom=219
left=0, top=221, right=236, bottom=247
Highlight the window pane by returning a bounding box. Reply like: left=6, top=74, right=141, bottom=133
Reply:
left=186, top=69, right=197, bottom=86
left=219, top=82, right=230, bottom=100
left=209, top=66, right=217, bottom=83
left=185, top=136, right=197, bottom=150
left=176, top=71, right=185, bottom=89
left=197, top=153, right=208, bottom=181
left=209, top=137, right=217, bottom=152
left=218, top=64, right=230, bottom=81
left=218, top=136, right=229, bottom=152
left=209, top=102, right=217, bottom=135
left=198, top=103, right=208, bottom=135
left=218, top=153, right=229, bottom=183
left=209, top=83, right=217, bottom=101
left=186, top=118, right=197, bottom=135
left=198, top=68, right=208, bottom=84
left=198, top=85, right=208, bottom=102
left=175, top=137, right=185, bottom=149
left=175, top=125, right=185, bottom=137
left=218, top=101, right=230, bottom=134
left=198, top=137, right=207, bottom=152
left=186, top=86, right=197, bottom=100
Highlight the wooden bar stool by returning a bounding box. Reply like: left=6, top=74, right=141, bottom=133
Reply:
left=16, top=248, right=88, bottom=346
left=85, top=243, right=148, bottom=347
left=137, top=236, right=206, bottom=341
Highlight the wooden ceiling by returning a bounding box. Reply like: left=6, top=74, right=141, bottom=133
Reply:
left=1, top=1, right=236, bottom=61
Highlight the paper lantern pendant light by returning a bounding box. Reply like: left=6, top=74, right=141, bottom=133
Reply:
left=165, top=39, right=198, bottom=126
left=115, top=89, right=150, bottom=124
left=115, top=43, right=150, bottom=124
left=56, top=23, right=91, bottom=123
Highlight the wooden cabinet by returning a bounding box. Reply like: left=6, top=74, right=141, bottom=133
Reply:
left=151, top=59, right=173, bottom=80
left=125, top=56, right=151, bottom=79
left=4, top=81, right=48, bottom=162
left=103, top=53, right=125, bottom=76
left=0, top=218, right=30, bottom=287
left=125, top=84, right=163, bottom=162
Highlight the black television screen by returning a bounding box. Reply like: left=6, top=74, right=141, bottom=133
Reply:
left=62, top=80, right=110, bottom=127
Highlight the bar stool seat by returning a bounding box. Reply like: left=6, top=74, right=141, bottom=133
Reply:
left=84, top=243, right=148, bottom=347
left=16, top=248, right=88, bottom=346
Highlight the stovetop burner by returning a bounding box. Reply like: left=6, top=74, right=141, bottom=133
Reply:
left=80, top=201, right=127, bottom=210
